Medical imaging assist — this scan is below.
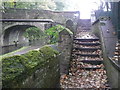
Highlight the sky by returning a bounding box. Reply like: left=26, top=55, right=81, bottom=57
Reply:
left=1, top=0, right=102, bottom=19
left=66, top=0, right=101, bottom=19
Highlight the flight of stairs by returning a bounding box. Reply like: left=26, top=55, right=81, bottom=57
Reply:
left=60, top=20, right=111, bottom=89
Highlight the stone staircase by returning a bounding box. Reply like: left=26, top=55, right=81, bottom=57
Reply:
left=60, top=20, right=111, bottom=89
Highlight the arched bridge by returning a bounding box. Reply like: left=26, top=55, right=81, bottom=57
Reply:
left=0, top=19, right=54, bottom=46
left=0, top=8, right=80, bottom=52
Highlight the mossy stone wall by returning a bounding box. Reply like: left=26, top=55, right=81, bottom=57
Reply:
left=2, top=46, right=59, bottom=88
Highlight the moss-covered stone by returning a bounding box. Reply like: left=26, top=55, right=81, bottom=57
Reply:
left=2, top=55, right=26, bottom=80
left=2, top=45, right=59, bottom=88
left=23, top=50, right=43, bottom=70
left=39, top=45, right=59, bottom=60
left=2, top=55, right=27, bottom=88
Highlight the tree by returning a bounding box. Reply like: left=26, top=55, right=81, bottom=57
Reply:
left=105, top=2, right=109, bottom=11
left=2, top=0, right=66, bottom=11
left=55, top=1, right=65, bottom=11
left=24, top=27, right=44, bottom=41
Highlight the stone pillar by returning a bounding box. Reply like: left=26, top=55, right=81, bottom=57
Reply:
left=66, top=20, right=74, bottom=33
left=58, top=29, right=73, bottom=75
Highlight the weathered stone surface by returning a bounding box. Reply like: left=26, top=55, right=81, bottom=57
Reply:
left=92, top=19, right=120, bottom=88
left=66, top=20, right=74, bottom=33
left=2, top=8, right=79, bottom=26
left=58, top=29, right=73, bottom=75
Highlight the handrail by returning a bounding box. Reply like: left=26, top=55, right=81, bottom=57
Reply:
left=109, top=57, right=120, bottom=72
left=92, top=19, right=100, bottom=25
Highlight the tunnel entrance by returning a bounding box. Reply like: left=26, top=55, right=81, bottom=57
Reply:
left=2, top=25, right=43, bottom=55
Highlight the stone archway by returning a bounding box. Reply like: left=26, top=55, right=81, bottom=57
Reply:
left=2, top=25, right=44, bottom=54
left=3, top=25, right=34, bottom=46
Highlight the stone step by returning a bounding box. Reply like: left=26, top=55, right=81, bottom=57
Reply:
left=74, top=38, right=99, bottom=41
left=80, top=60, right=103, bottom=65
left=74, top=40, right=100, bottom=43
left=74, top=42, right=100, bottom=45
left=79, top=67, right=104, bottom=70
left=75, top=53, right=99, bottom=57
left=73, top=47, right=100, bottom=51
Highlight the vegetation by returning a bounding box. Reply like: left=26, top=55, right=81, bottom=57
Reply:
left=2, top=55, right=26, bottom=81
left=39, top=45, right=59, bottom=60
left=55, top=1, right=65, bottom=11
left=2, top=0, right=66, bottom=11
left=23, top=50, right=43, bottom=69
left=23, top=27, right=45, bottom=41
left=45, top=25, right=66, bottom=44
left=2, top=45, right=59, bottom=88
left=2, top=55, right=27, bottom=87
left=23, top=25, right=72, bottom=44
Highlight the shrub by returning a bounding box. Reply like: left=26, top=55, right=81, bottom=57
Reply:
left=45, top=25, right=65, bottom=44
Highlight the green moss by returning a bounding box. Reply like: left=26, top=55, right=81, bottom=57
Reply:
left=2, top=45, right=59, bottom=88
left=39, top=45, right=59, bottom=60
left=23, top=50, right=43, bottom=70
left=2, top=55, right=27, bottom=81
left=2, top=55, right=27, bottom=88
